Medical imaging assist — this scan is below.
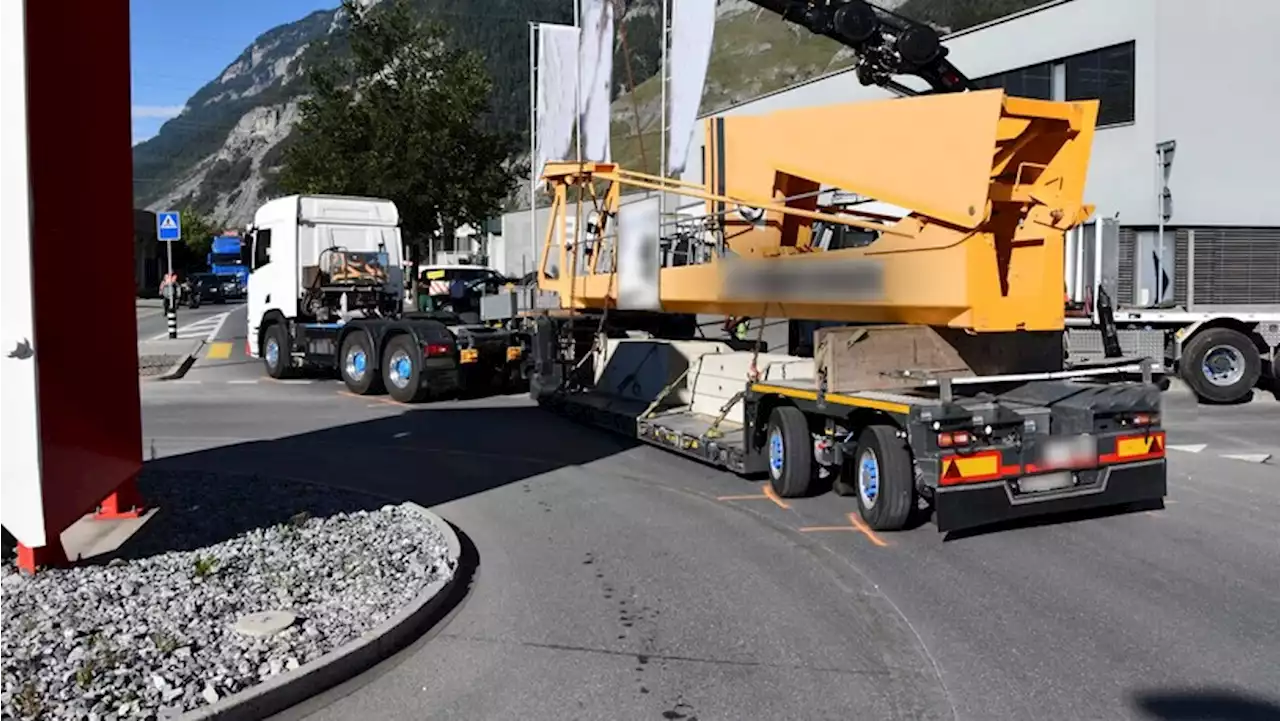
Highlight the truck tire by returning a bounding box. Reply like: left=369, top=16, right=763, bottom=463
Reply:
left=852, top=424, right=915, bottom=532
left=765, top=406, right=814, bottom=498
left=339, top=332, right=384, bottom=395
left=1180, top=327, right=1261, bottom=403
left=262, top=322, right=291, bottom=379
left=382, top=335, right=429, bottom=403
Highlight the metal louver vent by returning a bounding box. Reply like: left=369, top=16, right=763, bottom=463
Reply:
left=1174, top=230, right=1187, bottom=305
left=1116, top=228, right=1135, bottom=305
left=1192, top=228, right=1280, bottom=305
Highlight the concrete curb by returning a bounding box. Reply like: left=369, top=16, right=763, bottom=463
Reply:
left=177, top=503, right=463, bottom=721
left=156, top=345, right=203, bottom=381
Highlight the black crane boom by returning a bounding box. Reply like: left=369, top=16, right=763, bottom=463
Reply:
left=743, top=1, right=974, bottom=96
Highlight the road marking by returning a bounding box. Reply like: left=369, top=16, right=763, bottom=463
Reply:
left=1222, top=453, right=1272, bottom=464
left=149, top=311, right=231, bottom=341
left=760, top=483, right=791, bottom=510
left=171, top=380, right=203, bottom=385
left=1167, top=443, right=1207, bottom=453
left=206, top=342, right=233, bottom=360
left=716, top=494, right=768, bottom=501
left=339, top=390, right=401, bottom=407
left=228, top=380, right=259, bottom=385
left=206, top=310, right=231, bottom=342
left=796, top=514, right=888, bottom=547
left=846, top=513, right=889, bottom=547
left=393, top=432, right=411, bottom=439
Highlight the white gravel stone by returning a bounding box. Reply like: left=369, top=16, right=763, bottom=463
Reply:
left=0, top=470, right=455, bottom=721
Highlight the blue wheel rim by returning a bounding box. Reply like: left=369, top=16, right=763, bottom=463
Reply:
left=768, top=427, right=784, bottom=477
left=345, top=347, right=367, bottom=381
left=858, top=449, right=880, bottom=508
left=388, top=351, right=414, bottom=389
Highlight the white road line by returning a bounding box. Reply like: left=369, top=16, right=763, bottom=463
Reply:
left=149, top=311, right=231, bottom=341
left=276, top=380, right=314, bottom=385
left=393, top=432, right=411, bottom=439
left=1168, top=444, right=1207, bottom=453
left=1221, top=453, right=1272, bottom=464
left=205, top=311, right=231, bottom=342
left=227, top=380, right=259, bottom=385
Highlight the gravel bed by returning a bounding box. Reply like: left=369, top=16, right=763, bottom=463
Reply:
left=137, top=355, right=183, bottom=378
left=0, top=470, right=456, bottom=720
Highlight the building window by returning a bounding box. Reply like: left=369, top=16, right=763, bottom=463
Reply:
left=972, top=41, right=1136, bottom=128
left=1065, top=41, right=1135, bottom=126
left=974, top=62, right=1053, bottom=101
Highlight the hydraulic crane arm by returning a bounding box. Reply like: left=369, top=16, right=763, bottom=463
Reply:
left=744, top=0, right=974, bottom=96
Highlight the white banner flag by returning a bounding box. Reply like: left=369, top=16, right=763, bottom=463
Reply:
left=667, top=0, right=716, bottom=176
left=578, top=0, right=615, bottom=162
left=535, top=23, right=581, bottom=184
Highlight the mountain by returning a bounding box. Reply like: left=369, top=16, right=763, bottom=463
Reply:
left=132, top=0, right=1050, bottom=226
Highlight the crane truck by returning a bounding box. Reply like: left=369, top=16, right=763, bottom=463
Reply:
left=486, top=0, right=1168, bottom=535
left=244, top=194, right=525, bottom=401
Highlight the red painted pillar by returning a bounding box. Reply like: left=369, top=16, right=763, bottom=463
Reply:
left=2, top=0, right=143, bottom=572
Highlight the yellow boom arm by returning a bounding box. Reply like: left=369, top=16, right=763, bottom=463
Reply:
left=535, top=89, right=1098, bottom=333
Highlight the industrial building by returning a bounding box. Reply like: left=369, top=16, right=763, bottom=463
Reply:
left=490, top=0, right=1279, bottom=308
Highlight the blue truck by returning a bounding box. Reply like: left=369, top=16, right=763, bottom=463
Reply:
left=207, top=232, right=248, bottom=298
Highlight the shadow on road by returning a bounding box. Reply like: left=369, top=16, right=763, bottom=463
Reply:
left=129, top=403, right=638, bottom=555
left=1133, top=688, right=1280, bottom=720
left=942, top=498, right=1165, bottom=542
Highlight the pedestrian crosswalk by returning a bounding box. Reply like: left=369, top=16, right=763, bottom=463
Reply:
left=150, top=311, right=230, bottom=341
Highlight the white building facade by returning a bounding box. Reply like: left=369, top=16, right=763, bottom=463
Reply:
left=677, top=0, right=1280, bottom=307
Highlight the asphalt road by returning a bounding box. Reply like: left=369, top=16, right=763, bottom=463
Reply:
left=137, top=344, right=1280, bottom=721
left=135, top=298, right=243, bottom=344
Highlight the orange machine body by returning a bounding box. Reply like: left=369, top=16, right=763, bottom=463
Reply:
left=535, top=89, right=1099, bottom=333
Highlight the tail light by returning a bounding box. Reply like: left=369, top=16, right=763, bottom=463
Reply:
left=424, top=342, right=452, bottom=357
left=1125, top=412, right=1159, bottom=427
left=937, top=430, right=972, bottom=448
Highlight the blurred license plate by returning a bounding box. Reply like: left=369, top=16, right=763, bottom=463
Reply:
left=1020, top=471, right=1075, bottom=493
left=1039, top=435, right=1096, bottom=468
left=460, top=348, right=479, bottom=364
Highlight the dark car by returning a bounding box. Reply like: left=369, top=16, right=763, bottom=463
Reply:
left=188, top=273, right=225, bottom=307
left=217, top=273, right=244, bottom=300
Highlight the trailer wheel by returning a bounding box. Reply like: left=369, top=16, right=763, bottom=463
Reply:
left=262, top=323, right=291, bottom=379
left=852, top=425, right=915, bottom=531
left=765, top=406, right=814, bottom=498
left=382, top=335, right=428, bottom=403
left=339, top=332, right=384, bottom=395
left=1181, top=327, right=1261, bottom=403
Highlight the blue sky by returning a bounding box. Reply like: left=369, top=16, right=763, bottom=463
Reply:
left=130, top=0, right=333, bottom=145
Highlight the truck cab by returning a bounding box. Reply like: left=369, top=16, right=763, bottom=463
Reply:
left=245, top=194, right=404, bottom=358
left=207, top=233, right=249, bottom=290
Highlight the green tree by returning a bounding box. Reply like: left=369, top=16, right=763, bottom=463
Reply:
left=180, top=208, right=220, bottom=263
left=280, top=0, right=524, bottom=261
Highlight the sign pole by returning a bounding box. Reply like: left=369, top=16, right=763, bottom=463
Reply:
left=156, top=211, right=182, bottom=339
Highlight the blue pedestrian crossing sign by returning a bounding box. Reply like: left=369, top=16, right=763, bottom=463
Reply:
left=157, top=211, right=182, bottom=242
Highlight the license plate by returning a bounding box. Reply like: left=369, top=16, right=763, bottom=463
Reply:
left=1038, top=435, right=1096, bottom=469
left=1020, top=471, right=1075, bottom=493
left=506, top=347, right=522, bottom=361
left=460, top=348, right=479, bottom=364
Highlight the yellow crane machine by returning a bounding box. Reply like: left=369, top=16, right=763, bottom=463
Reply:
left=507, top=1, right=1167, bottom=534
